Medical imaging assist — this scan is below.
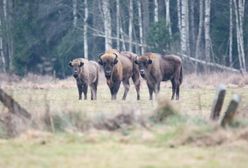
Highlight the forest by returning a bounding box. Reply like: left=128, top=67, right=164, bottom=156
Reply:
left=0, top=0, right=248, bottom=77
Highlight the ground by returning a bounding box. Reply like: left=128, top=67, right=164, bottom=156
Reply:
left=0, top=73, right=248, bottom=168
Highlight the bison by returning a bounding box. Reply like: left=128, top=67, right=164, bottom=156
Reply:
left=134, top=52, right=183, bottom=100
left=69, top=58, right=99, bottom=100
left=98, top=49, right=141, bottom=100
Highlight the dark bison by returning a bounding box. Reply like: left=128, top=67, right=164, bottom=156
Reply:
left=69, top=58, right=99, bottom=100
left=134, top=52, right=183, bottom=100
left=98, top=49, right=141, bottom=100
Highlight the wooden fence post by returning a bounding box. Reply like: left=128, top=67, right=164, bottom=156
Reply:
left=0, top=88, right=31, bottom=119
left=210, top=84, right=226, bottom=120
left=221, top=94, right=240, bottom=127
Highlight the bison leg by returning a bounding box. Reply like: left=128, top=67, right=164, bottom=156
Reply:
left=82, top=84, right=88, bottom=100
left=122, top=80, right=130, bottom=100
left=176, top=85, right=180, bottom=100
left=90, top=83, right=97, bottom=100
left=77, top=84, right=83, bottom=100
left=109, top=81, right=121, bottom=100
left=132, top=74, right=141, bottom=100
left=171, top=79, right=176, bottom=100
left=147, top=83, right=154, bottom=100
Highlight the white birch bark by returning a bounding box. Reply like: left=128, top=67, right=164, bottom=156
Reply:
left=165, top=0, right=172, bottom=36
left=180, top=0, right=189, bottom=55
left=83, top=0, right=88, bottom=59
left=73, top=0, right=78, bottom=27
left=154, top=0, right=159, bottom=22
left=195, top=0, right=204, bottom=71
left=233, top=0, right=246, bottom=72
left=102, top=0, right=112, bottom=50
left=0, top=12, right=6, bottom=72
left=138, top=0, right=144, bottom=55
left=229, top=0, right=233, bottom=67
left=204, top=0, right=211, bottom=63
left=177, top=0, right=182, bottom=33
left=116, top=0, right=120, bottom=50
left=128, top=0, right=133, bottom=51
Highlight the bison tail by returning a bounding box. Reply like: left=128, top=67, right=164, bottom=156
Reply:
left=179, top=66, right=183, bottom=84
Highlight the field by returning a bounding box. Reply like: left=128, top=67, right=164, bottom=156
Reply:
left=0, top=73, right=248, bottom=168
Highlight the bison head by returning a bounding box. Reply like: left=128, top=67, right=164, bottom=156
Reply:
left=134, top=56, right=152, bottom=78
left=98, top=53, right=118, bottom=79
left=68, top=59, right=84, bottom=79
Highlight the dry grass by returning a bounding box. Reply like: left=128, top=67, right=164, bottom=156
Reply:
left=0, top=72, right=248, bottom=167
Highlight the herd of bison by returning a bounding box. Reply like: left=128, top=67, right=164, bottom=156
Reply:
left=68, top=49, right=183, bottom=101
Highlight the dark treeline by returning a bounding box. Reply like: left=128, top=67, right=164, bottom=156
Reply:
left=0, top=0, right=247, bottom=78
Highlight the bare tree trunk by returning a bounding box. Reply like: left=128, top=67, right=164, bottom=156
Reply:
left=73, top=0, right=78, bottom=27
left=0, top=0, right=6, bottom=72
left=142, top=0, right=149, bottom=49
left=165, top=0, right=172, bottom=36
left=195, top=0, right=204, bottom=71
left=229, top=0, right=233, bottom=67
left=138, top=0, right=144, bottom=55
left=83, top=0, right=88, bottom=58
left=128, top=0, right=133, bottom=51
left=120, top=27, right=126, bottom=51
left=204, top=0, right=211, bottom=63
left=233, top=0, right=246, bottom=72
left=154, top=0, right=159, bottom=22
left=189, top=0, right=195, bottom=57
left=180, top=0, right=189, bottom=55
left=116, top=0, right=120, bottom=50
left=4, top=0, right=13, bottom=71
left=177, top=0, right=182, bottom=34
left=102, top=0, right=112, bottom=50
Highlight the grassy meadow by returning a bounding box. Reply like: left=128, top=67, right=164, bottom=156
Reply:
left=0, top=72, right=248, bottom=168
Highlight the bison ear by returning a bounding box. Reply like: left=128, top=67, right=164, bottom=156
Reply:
left=98, top=58, right=103, bottom=65
left=68, top=61, right=72, bottom=67
left=79, top=62, right=84, bottom=67
left=113, top=59, right=118, bottom=64
left=148, top=59, right=152, bottom=64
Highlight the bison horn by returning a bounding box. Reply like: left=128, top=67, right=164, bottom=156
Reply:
left=113, top=53, right=118, bottom=64
left=68, top=61, right=72, bottom=67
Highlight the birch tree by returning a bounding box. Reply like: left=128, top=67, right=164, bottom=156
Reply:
left=72, top=0, right=77, bottom=27
left=180, top=0, right=189, bottom=55
left=116, top=0, right=120, bottom=50
left=154, top=0, right=159, bottom=22
left=204, top=0, right=211, bottom=63
left=229, top=0, right=233, bottom=67
left=195, top=0, right=204, bottom=71
left=165, top=0, right=172, bottom=36
left=177, top=0, right=182, bottom=35
left=128, top=0, right=133, bottom=51
left=102, top=0, right=112, bottom=50
left=138, top=0, right=144, bottom=54
left=83, top=0, right=88, bottom=58
left=233, top=0, right=246, bottom=72
left=0, top=0, right=6, bottom=72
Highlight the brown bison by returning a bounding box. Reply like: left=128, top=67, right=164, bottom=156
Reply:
left=69, top=58, right=99, bottom=100
left=134, top=52, right=183, bottom=100
left=98, top=49, right=141, bottom=100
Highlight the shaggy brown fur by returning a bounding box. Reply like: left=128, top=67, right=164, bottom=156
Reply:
left=69, top=58, right=99, bottom=100
left=98, top=49, right=141, bottom=100
left=135, top=52, right=183, bottom=100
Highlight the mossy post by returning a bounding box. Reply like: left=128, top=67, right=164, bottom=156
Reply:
left=221, top=94, right=240, bottom=127
left=210, top=84, right=226, bottom=121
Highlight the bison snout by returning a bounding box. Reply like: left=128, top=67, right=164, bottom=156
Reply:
left=105, top=70, right=112, bottom=79
left=73, top=73, right=78, bottom=78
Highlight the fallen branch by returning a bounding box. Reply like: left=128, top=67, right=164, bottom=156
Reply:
left=0, top=88, right=31, bottom=119
left=179, top=53, right=241, bottom=73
